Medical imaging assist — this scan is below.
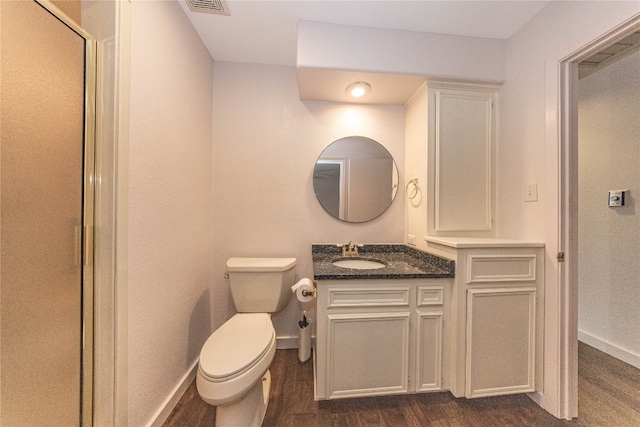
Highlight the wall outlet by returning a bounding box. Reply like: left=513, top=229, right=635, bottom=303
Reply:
left=524, top=183, right=538, bottom=202
left=407, top=234, right=416, bottom=246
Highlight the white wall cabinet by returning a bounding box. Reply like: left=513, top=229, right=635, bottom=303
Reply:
left=426, top=82, right=498, bottom=236
left=315, top=280, right=450, bottom=400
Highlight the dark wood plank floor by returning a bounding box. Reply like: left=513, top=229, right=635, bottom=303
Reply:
left=164, top=342, right=640, bottom=426
left=577, top=341, right=640, bottom=426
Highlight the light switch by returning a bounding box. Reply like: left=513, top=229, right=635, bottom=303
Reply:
left=524, top=184, right=538, bottom=202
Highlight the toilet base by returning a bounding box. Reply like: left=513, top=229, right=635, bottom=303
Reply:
left=215, top=370, right=271, bottom=427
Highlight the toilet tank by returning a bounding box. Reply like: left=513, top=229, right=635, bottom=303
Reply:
left=226, top=258, right=296, bottom=313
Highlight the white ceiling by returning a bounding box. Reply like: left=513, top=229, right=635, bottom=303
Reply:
left=178, top=0, right=551, bottom=67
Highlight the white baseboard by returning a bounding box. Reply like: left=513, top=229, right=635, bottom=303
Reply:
left=276, top=335, right=298, bottom=349
left=527, top=390, right=543, bottom=406
left=276, top=335, right=316, bottom=350
left=578, top=329, right=640, bottom=369
left=148, top=360, right=199, bottom=427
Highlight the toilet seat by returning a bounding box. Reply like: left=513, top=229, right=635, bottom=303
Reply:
left=199, top=313, right=274, bottom=382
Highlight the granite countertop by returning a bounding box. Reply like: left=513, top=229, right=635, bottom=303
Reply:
left=312, top=244, right=455, bottom=280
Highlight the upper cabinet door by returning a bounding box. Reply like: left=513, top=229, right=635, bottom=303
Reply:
left=428, top=82, right=498, bottom=234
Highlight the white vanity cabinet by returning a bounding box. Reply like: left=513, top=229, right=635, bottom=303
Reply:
left=425, top=238, right=544, bottom=400
left=314, top=279, right=451, bottom=400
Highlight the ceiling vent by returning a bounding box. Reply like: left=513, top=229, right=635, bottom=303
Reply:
left=185, top=0, right=230, bottom=16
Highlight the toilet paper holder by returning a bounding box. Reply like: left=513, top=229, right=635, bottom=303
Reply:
left=292, top=278, right=317, bottom=302
left=301, top=287, right=317, bottom=298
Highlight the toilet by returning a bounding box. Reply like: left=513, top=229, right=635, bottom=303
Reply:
left=196, top=257, right=296, bottom=427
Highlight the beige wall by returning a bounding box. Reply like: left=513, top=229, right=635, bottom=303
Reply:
left=297, top=20, right=507, bottom=83
left=578, top=47, right=640, bottom=367
left=128, top=1, right=213, bottom=425
left=404, top=85, right=429, bottom=251
left=211, top=61, right=406, bottom=341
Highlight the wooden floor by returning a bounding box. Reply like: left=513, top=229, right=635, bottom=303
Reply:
left=576, top=341, right=640, bottom=426
left=164, top=342, right=640, bottom=426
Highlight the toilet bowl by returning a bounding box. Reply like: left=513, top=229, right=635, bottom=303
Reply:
left=197, top=313, right=276, bottom=406
left=196, top=257, right=296, bottom=427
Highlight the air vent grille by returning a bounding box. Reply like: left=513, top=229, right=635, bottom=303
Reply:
left=185, top=0, right=230, bottom=16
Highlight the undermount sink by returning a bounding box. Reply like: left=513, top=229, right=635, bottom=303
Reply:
left=332, top=259, right=386, bottom=270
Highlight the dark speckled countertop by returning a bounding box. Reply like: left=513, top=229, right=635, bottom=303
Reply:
left=312, top=244, right=455, bottom=280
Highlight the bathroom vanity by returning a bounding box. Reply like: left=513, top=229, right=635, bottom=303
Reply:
left=311, top=242, right=544, bottom=402
left=312, top=244, right=455, bottom=400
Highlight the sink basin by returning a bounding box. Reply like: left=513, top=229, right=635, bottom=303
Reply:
left=332, top=259, right=386, bottom=270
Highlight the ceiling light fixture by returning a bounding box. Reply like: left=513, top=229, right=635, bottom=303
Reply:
left=346, top=82, right=371, bottom=98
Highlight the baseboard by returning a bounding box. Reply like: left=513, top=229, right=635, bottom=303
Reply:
left=148, top=360, right=199, bottom=427
left=578, top=329, right=640, bottom=369
left=276, top=335, right=298, bottom=349
left=276, top=335, right=316, bottom=350
left=527, top=390, right=543, bottom=406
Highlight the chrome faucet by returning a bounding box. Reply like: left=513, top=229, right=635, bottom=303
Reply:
left=342, top=241, right=360, bottom=257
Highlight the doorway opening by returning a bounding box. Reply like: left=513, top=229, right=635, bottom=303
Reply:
left=559, top=14, right=640, bottom=420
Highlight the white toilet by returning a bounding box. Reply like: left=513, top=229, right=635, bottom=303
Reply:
left=196, top=257, right=296, bottom=427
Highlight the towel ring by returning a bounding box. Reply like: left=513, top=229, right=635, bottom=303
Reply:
left=406, top=178, right=419, bottom=200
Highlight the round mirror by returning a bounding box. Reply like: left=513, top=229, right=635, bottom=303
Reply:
left=313, top=136, right=399, bottom=223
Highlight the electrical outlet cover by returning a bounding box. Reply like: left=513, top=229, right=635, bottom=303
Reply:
left=524, top=184, right=538, bottom=202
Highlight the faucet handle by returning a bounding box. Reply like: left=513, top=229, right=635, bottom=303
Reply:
left=342, top=241, right=359, bottom=256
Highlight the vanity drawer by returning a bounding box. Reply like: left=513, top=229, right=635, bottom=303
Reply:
left=326, top=286, right=410, bottom=308
left=466, top=254, right=537, bottom=284
left=417, top=285, right=444, bottom=306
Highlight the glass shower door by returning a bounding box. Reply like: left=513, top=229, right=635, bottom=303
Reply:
left=1, top=1, right=90, bottom=425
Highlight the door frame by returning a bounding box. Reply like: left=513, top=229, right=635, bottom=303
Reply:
left=558, top=13, right=640, bottom=419
left=33, top=1, right=97, bottom=425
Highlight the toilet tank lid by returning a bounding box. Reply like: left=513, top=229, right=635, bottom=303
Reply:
left=226, top=257, right=296, bottom=272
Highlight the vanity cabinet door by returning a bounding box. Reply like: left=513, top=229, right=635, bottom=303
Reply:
left=465, top=287, right=536, bottom=398
left=415, top=311, right=443, bottom=392
left=326, top=312, right=410, bottom=399
left=413, top=284, right=445, bottom=392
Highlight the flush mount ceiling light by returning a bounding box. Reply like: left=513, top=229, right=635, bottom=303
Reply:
left=345, top=82, right=371, bottom=98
